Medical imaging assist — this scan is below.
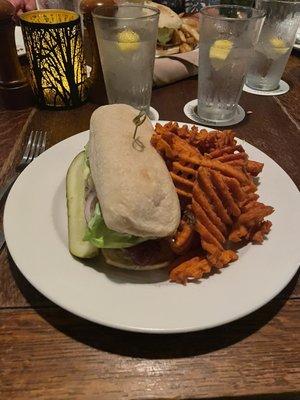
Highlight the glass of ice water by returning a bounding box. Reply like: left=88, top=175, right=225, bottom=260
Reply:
left=197, top=5, right=265, bottom=124
left=36, top=0, right=79, bottom=12
left=246, top=0, right=300, bottom=91
left=92, top=4, right=159, bottom=113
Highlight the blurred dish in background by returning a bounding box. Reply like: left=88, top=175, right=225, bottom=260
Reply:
left=147, top=2, right=199, bottom=57
left=293, top=27, right=300, bottom=51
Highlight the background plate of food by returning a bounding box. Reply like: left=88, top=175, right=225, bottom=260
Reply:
left=146, top=2, right=199, bottom=57
left=3, top=108, right=300, bottom=334
left=293, top=27, right=300, bottom=51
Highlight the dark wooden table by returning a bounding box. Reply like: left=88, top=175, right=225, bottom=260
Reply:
left=0, top=54, right=299, bottom=400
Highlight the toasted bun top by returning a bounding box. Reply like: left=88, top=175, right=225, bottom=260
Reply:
left=89, top=104, right=181, bottom=238
left=147, top=1, right=181, bottom=29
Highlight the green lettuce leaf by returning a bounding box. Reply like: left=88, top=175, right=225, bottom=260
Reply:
left=157, top=27, right=173, bottom=46
left=84, top=203, right=146, bottom=248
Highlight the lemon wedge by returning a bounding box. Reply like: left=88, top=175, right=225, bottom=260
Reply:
left=209, top=39, right=233, bottom=70
left=270, top=37, right=289, bottom=55
left=117, top=29, right=140, bottom=52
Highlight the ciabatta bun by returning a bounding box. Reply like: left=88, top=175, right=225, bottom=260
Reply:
left=89, top=104, right=181, bottom=239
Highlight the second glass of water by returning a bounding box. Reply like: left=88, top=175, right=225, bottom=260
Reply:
left=92, top=5, right=159, bottom=114
left=197, top=5, right=265, bottom=124
left=246, top=0, right=300, bottom=91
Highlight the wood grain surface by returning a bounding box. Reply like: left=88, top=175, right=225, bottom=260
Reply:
left=0, top=297, right=299, bottom=400
left=0, top=55, right=299, bottom=400
left=0, top=108, right=33, bottom=174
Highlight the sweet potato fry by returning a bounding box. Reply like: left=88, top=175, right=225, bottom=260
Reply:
left=216, top=153, right=248, bottom=163
left=229, top=203, right=274, bottom=242
left=193, top=182, right=227, bottom=234
left=213, top=130, right=236, bottom=149
left=170, top=171, right=194, bottom=190
left=176, top=153, right=203, bottom=166
left=242, top=200, right=261, bottom=212
left=174, top=125, right=190, bottom=139
left=162, top=131, right=202, bottom=160
left=243, top=180, right=258, bottom=194
left=198, top=168, right=232, bottom=225
left=171, top=219, right=194, bottom=254
left=199, top=158, right=249, bottom=184
left=228, top=224, right=248, bottom=243
left=210, top=170, right=241, bottom=218
left=240, top=193, right=259, bottom=208
left=251, top=220, right=272, bottom=243
left=223, top=176, right=246, bottom=202
left=192, top=200, right=226, bottom=244
left=195, top=221, right=224, bottom=252
left=238, top=203, right=274, bottom=227
left=246, top=160, right=264, bottom=176
left=151, top=134, right=174, bottom=158
left=170, top=256, right=211, bottom=284
left=219, top=249, right=238, bottom=265
left=226, top=159, right=245, bottom=168
left=208, top=145, right=244, bottom=158
left=207, top=249, right=238, bottom=269
left=172, top=161, right=197, bottom=178
left=176, top=188, right=193, bottom=200
left=151, top=122, right=274, bottom=284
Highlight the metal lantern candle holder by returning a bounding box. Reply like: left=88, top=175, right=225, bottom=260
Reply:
left=20, top=10, right=87, bottom=109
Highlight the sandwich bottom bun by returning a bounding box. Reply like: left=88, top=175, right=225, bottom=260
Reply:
left=102, top=240, right=174, bottom=271
left=102, top=249, right=170, bottom=271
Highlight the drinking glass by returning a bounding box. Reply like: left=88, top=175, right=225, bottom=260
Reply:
left=197, top=5, right=265, bottom=123
left=246, top=0, right=300, bottom=91
left=36, top=0, right=80, bottom=12
left=92, top=4, right=159, bottom=113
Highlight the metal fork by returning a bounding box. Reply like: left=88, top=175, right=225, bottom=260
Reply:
left=0, top=130, right=47, bottom=205
left=0, top=130, right=47, bottom=251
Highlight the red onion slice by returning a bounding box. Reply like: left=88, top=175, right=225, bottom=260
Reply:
left=85, top=191, right=98, bottom=223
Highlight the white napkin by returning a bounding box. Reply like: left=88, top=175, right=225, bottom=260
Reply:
left=153, top=49, right=199, bottom=86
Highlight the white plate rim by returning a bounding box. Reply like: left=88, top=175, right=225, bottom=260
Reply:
left=3, top=121, right=300, bottom=334
left=155, top=47, right=198, bottom=59
left=293, top=42, right=300, bottom=50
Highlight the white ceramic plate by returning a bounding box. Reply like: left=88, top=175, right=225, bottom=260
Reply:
left=15, top=26, right=25, bottom=56
left=4, top=122, right=300, bottom=333
left=293, top=42, right=300, bottom=51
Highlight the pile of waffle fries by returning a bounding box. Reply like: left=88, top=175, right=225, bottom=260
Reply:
left=156, top=18, right=199, bottom=56
left=151, top=122, right=274, bottom=284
